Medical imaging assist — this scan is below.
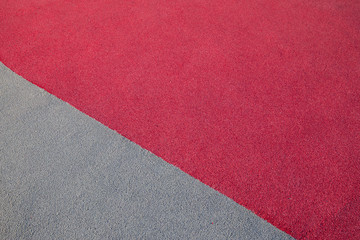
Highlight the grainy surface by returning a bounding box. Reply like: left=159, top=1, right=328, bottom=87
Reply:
left=0, top=63, right=293, bottom=239
left=1, top=1, right=359, bottom=238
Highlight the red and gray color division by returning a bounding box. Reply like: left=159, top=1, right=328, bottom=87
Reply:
left=1, top=0, right=360, bottom=239
left=0, top=63, right=293, bottom=239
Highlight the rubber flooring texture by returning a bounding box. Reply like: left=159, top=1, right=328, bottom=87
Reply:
left=1, top=1, right=360, bottom=239
left=0, top=63, right=293, bottom=239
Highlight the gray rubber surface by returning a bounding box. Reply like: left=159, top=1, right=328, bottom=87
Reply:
left=0, top=62, right=294, bottom=239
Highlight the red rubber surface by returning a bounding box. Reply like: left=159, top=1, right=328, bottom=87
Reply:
left=1, top=1, right=359, bottom=239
